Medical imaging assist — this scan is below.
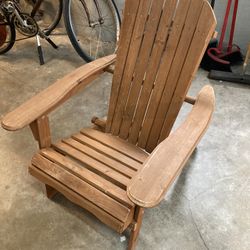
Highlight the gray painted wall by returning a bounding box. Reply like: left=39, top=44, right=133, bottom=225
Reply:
left=214, top=0, right=250, bottom=54
left=114, top=0, right=250, bottom=55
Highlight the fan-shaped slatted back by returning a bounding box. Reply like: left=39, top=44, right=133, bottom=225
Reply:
left=106, top=0, right=216, bottom=152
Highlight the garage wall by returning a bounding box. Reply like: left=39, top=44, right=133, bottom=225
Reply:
left=115, top=0, right=250, bottom=54
left=214, top=0, right=250, bottom=54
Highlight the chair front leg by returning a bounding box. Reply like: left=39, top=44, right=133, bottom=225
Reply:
left=30, top=115, right=51, bottom=148
left=29, top=115, right=57, bottom=199
left=128, top=206, right=144, bottom=250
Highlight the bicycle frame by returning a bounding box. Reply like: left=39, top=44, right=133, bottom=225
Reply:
left=15, top=0, right=58, bottom=21
left=0, top=0, right=60, bottom=59
left=2, top=0, right=118, bottom=30
left=31, top=0, right=43, bottom=17
left=0, top=1, right=22, bottom=25
left=0, top=0, right=39, bottom=19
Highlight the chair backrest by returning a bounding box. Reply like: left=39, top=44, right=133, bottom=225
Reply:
left=106, top=0, right=216, bottom=153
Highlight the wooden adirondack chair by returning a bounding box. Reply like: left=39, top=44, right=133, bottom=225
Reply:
left=1, top=0, right=216, bottom=249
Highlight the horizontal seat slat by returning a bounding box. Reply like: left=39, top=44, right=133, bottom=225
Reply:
left=63, top=138, right=135, bottom=178
left=52, top=142, right=130, bottom=189
left=29, top=165, right=126, bottom=233
left=81, top=128, right=148, bottom=163
left=31, top=154, right=131, bottom=222
left=73, top=133, right=141, bottom=171
left=40, top=148, right=134, bottom=208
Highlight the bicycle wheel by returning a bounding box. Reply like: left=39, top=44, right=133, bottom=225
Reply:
left=64, top=0, right=120, bottom=62
left=22, top=0, right=63, bottom=35
left=0, top=13, right=16, bottom=54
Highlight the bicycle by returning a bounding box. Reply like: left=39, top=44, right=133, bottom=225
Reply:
left=0, top=0, right=121, bottom=63
left=0, top=0, right=62, bottom=57
left=64, top=0, right=121, bottom=62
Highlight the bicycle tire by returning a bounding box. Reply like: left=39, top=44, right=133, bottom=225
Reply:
left=64, top=0, right=120, bottom=62
left=22, top=0, right=63, bottom=35
left=110, top=0, right=121, bottom=25
left=38, top=0, right=63, bottom=35
left=0, top=14, right=16, bottom=54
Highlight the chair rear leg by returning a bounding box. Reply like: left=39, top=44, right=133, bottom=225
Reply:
left=44, top=184, right=57, bottom=199
left=128, top=206, right=144, bottom=250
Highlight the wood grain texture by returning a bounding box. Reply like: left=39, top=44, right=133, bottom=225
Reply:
left=157, top=0, right=217, bottom=145
left=110, top=0, right=153, bottom=136
left=40, top=148, right=134, bottom=208
left=81, top=128, right=148, bottom=163
left=115, top=0, right=165, bottom=138
left=106, top=0, right=141, bottom=132
left=128, top=207, right=144, bottom=250
left=29, top=115, right=56, bottom=198
left=32, top=153, right=131, bottom=222
left=184, top=96, right=196, bottom=105
left=1, top=0, right=218, bottom=247
left=91, top=116, right=106, bottom=131
left=30, top=116, right=51, bottom=148
left=52, top=141, right=130, bottom=189
left=137, top=0, right=192, bottom=149
left=62, top=138, right=136, bottom=178
left=29, top=165, right=128, bottom=233
left=124, top=0, right=178, bottom=143
left=1, top=55, right=116, bottom=131
left=127, top=85, right=215, bottom=208
left=144, top=0, right=205, bottom=151
left=73, top=133, right=142, bottom=171
left=103, top=0, right=216, bottom=156
left=43, top=184, right=57, bottom=199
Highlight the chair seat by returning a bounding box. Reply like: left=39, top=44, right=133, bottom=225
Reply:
left=29, top=128, right=149, bottom=233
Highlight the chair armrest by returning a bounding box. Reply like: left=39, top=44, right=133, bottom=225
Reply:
left=127, top=85, right=215, bottom=208
left=1, top=55, right=116, bottom=131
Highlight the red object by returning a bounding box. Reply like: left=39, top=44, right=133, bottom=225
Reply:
left=218, top=0, right=232, bottom=51
left=207, top=0, right=241, bottom=65
left=228, top=0, right=239, bottom=52
left=0, top=25, right=7, bottom=47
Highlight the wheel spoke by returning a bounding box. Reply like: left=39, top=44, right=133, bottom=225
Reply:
left=65, top=0, right=120, bottom=61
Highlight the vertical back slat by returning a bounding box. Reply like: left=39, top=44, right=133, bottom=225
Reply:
left=127, top=0, right=180, bottom=144
left=118, top=0, right=167, bottom=140
left=144, top=0, right=205, bottom=151
left=137, top=0, right=192, bottom=148
left=106, top=0, right=141, bottom=132
left=110, top=0, right=153, bottom=135
left=158, top=2, right=217, bottom=143
left=105, top=0, right=216, bottom=153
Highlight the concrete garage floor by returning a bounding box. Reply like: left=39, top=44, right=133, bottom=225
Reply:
left=0, top=30, right=250, bottom=250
